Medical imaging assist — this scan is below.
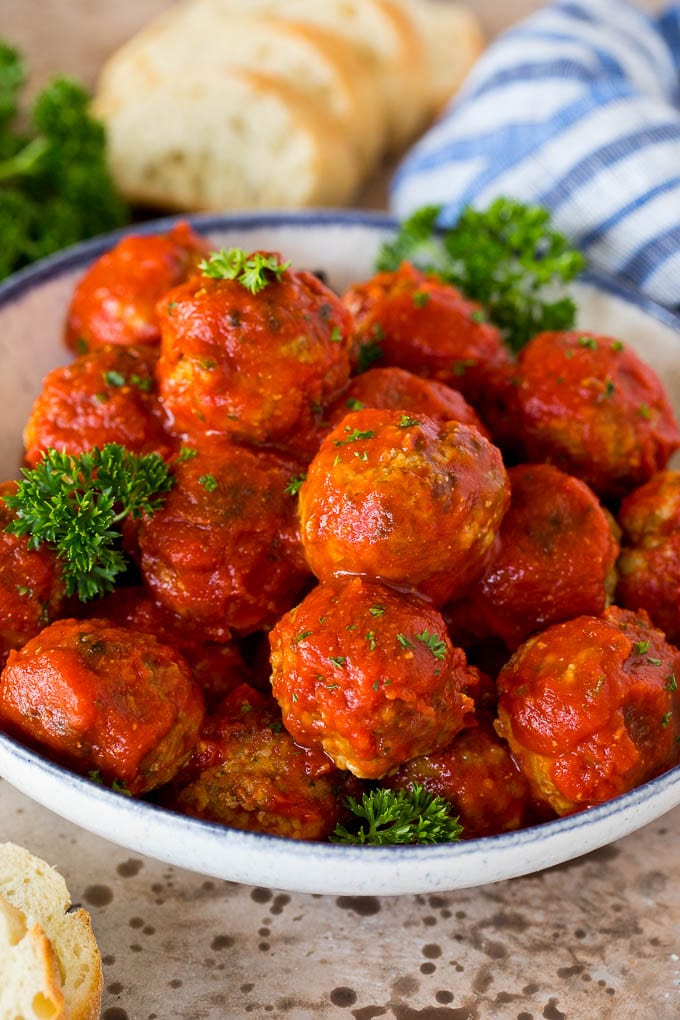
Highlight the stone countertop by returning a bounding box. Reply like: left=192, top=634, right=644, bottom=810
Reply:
left=2, top=778, right=680, bottom=1020
left=1, top=2, right=678, bottom=1017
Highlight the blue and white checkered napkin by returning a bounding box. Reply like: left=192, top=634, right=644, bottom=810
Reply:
left=390, top=0, right=680, bottom=307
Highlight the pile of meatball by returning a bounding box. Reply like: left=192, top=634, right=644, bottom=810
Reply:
left=1, top=222, right=679, bottom=842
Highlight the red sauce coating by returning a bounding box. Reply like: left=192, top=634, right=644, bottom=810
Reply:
left=495, top=606, right=680, bottom=815
left=269, top=576, right=476, bottom=779
left=341, top=262, right=512, bottom=406
left=86, top=586, right=252, bottom=708
left=325, top=365, right=489, bottom=436
left=64, top=222, right=209, bottom=352
left=616, top=470, right=680, bottom=643
left=513, top=331, right=680, bottom=499
left=138, top=439, right=311, bottom=637
left=156, top=254, right=352, bottom=455
left=23, top=344, right=175, bottom=467
left=298, top=408, right=509, bottom=605
left=446, top=463, right=620, bottom=649
left=164, top=684, right=357, bottom=839
left=0, top=482, right=66, bottom=666
left=385, top=713, right=535, bottom=838
left=0, top=617, right=205, bottom=794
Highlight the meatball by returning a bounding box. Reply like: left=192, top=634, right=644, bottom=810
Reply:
left=341, top=261, right=512, bottom=406
left=88, top=585, right=252, bottom=708
left=138, top=439, right=311, bottom=637
left=298, top=408, right=509, bottom=605
left=156, top=252, right=352, bottom=455
left=446, top=463, right=620, bottom=649
left=0, top=618, right=205, bottom=794
left=326, top=366, right=489, bottom=436
left=23, top=344, right=174, bottom=467
left=269, top=576, right=476, bottom=779
left=0, top=482, right=66, bottom=666
left=513, top=331, right=680, bottom=499
left=495, top=607, right=680, bottom=816
left=616, top=470, right=680, bottom=643
left=164, top=684, right=356, bottom=839
left=385, top=713, right=535, bottom=838
left=64, top=221, right=209, bottom=352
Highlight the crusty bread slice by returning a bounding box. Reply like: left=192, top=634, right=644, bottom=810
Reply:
left=196, top=0, right=430, bottom=148
left=0, top=893, right=67, bottom=1020
left=95, top=9, right=386, bottom=171
left=0, top=843, right=103, bottom=1020
left=94, top=68, right=363, bottom=211
left=387, top=0, right=486, bottom=113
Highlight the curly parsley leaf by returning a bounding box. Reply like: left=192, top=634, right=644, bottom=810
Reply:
left=3, top=444, right=173, bottom=601
left=199, top=248, right=290, bottom=292
left=376, top=198, right=585, bottom=353
left=331, top=784, right=463, bottom=845
left=0, top=43, right=127, bottom=280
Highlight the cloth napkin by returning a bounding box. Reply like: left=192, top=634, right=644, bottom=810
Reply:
left=390, top=0, right=680, bottom=308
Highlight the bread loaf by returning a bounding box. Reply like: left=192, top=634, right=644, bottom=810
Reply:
left=95, top=8, right=387, bottom=171
left=92, top=0, right=485, bottom=212
left=0, top=842, right=103, bottom=1020
left=95, top=68, right=364, bottom=212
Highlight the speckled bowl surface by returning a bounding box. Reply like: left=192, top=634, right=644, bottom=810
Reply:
left=0, top=211, right=679, bottom=897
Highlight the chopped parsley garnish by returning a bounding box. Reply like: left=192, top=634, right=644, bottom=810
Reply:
left=199, top=474, right=218, bottom=492
left=416, top=630, right=447, bottom=660
left=3, top=444, right=172, bottom=600
left=284, top=474, right=306, bottom=496
left=199, top=248, right=290, bottom=293
left=331, top=785, right=463, bottom=845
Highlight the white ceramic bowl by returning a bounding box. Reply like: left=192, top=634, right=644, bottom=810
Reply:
left=0, top=211, right=679, bottom=896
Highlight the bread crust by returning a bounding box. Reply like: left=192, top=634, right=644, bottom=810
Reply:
left=0, top=843, right=103, bottom=1020
left=0, top=892, right=67, bottom=1020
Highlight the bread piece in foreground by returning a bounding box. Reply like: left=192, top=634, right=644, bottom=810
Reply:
left=94, top=68, right=363, bottom=212
left=0, top=892, right=66, bottom=1020
left=0, top=842, right=103, bottom=1020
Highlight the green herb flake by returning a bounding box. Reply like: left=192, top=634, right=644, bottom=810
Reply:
left=329, top=656, right=347, bottom=669
left=611, top=340, right=624, bottom=352
left=369, top=604, right=385, bottom=617
left=470, top=309, right=485, bottom=323
left=199, top=474, right=218, bottom=493
left=412, top=290, right=430, bottom=308
left=661, top=711, right=673, bottom=728
left=103, top=369, right=125, bottom=388
left=331, top=784, right=463, bottom=846
left=130, top=373, right=152, bottom=392
left=177, top=446, right=198, bottom=463
left=397, top=633, right=415, bottom=651
left=330, top=325, right=343, bottom=343
left=398, top=414, right=420, bottom=428
left=333, top=427, right=376, bottom=446
left=345, top=397, right=366, bottom=411
left=356, top=338, right=383, bottom=373
left=366, top=630, right=377, bottom=651
left=416, top=630, right=447, bottom=660
left=638, top=403, right=652, bottom=420
left=293, top=630, right=312, bottom=645
left=647, top=657, right=662, bottom=666
left=633, top=640, right=650, bottom=655
left=284, top=474, right=306, bottom=496
left=665, top=673, right=678, bottom=692
left=578, top=335, right=598, bottom=350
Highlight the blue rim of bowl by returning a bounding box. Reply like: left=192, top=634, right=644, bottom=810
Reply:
left=0, top=208, right=679, bottom=876
left=1, top=207, right=680, bottom=335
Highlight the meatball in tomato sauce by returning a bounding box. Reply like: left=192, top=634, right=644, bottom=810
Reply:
left=138, top=440, right=311, bottom=638
left=446, top=463, right=620, bottom=650
left=341, top=262, right=512, bottom=407
left=0, top=482, right=66, bottom=667
left=23, top=344, right=174, bottom=467
left=0, top=618, right=205, bottom=794
left=495, top=607, right=680, bottom=816
left=270, top=576, right=476, bottom=780
left=616, top=470, right=680, bottom=644
left=326, top=366, right=489, bottom=436
left=298, top=408, right=509, bottom=606
left=165, top=684, right=356, bottom=840
left=156, top=252, right=352, bottom=456
left=385, top=713, right=536, bottom=838
left=65, top=222, right=209, bottom=353
left=513, top=331, right=680, bottom=500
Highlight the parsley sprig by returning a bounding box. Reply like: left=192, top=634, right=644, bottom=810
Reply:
left=3, top=444, right=173, bottom=601
left=331, top=785, right=462, bottom=845
left=199, top=248, right=290, bottom=293
left=377, top=198, right=585, bottom=353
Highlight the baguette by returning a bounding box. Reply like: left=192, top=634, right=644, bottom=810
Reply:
left=0, top=843, right=103, bottom=1020
left=387, top=0, right=486, bottom=113
left=94, top=68, right=363, bottom=212
left=0, top=892, right=67, bottom=1020
left=95, top=8, right=386, bottom=171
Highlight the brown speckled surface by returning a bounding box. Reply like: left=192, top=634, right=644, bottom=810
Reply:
left=2, top=777, right=679, bottom=1019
